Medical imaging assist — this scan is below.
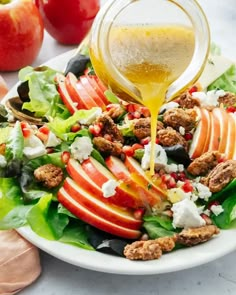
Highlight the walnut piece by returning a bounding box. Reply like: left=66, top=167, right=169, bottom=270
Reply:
left=178, top=91, right=201, bottom=109
left=218, top=92, right=236, bottom=107
left=187, top=151, right=223, bottom=176
left=34, top=164, right=63, bottom=189
left=93, top=137, right=123, bottom=156
left=201, top=160, right=236, bottom=192
left=177, top=225, right=220, bottom=246
left=124, top=236, right=176, bottom=260
left=133, top=117, right=164, bottom=140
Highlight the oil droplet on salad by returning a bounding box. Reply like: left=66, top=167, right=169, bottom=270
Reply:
left=91, top=24, right=195, bottom=174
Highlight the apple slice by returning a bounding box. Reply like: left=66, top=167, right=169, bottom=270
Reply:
left=208, top=107, right=224, bottom=152
left=226, top=113, right=236, bottom=159
left=106, top=156, right=165, bottom=206
left=81, top=157, right=148, bottom=208
left=201, top=109, right=212, bottom=153
left=188, top=108, right=211, bottom=158
left=212, top=108, right=229, bottom=153
left=79, top=75, right=106, bottom=109
left=67, top=158, right=140, bottom=209
left=65, top=72, right=97, bottom=109
left=56, top=73, right=77, bottom=114
left=124, top=156, right=167, bottom=199
left=58, top=187, right=141, bottom=239
left=63, top=177, right=142, bottom=230
left=85, top=74, right=109, bottom=104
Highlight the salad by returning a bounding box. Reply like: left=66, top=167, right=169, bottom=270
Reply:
left=0, top=47, right=236, bottom=261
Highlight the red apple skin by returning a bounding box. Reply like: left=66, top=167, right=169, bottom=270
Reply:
left=58, top=187, right=141, bottom=239
left=0, top=0, right=44, bottom=71
left=63, top=177, right=142, bottom=230
left=35, top=0, right=100, bottom=45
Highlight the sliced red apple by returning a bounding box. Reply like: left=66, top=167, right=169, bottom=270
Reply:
left=215, top=108, right=229, bottom=153
left=201, top=108, right=212, bottom=153
left=56, top=73, right=77, bottom=114
left=124, top=156, right=167, bottom=199
left=85, top=74, right=109, bottom=104
left=79, top=75, right=106, bottom=109
left=66, top=72, right=98, bottom=109
left=58, top=187, right=141, bottom=239
left=226, top=113, right=236, bottom=159
left=189, top=108, right=211, bottom=158
left=106, top=156, right=165, bottom=207
left=209, top=107, right=225, bottom=152
left=81, top=157, right=148, bottom=208
left=63, top=177, right=142, bottom=230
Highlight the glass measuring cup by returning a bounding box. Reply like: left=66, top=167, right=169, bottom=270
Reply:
left=89, top=0, right=210, bottom=175
left=89, top=0, right=210, bottom=103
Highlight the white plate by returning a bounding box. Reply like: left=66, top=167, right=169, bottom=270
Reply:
left=3, top=50, right=236, bottom=275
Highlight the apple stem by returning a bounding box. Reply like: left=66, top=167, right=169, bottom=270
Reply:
left=0, top=0, right=11, bottom=4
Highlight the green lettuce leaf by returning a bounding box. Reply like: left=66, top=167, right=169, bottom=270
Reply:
left=208, top=64, right=236, bottom=94
left=5, top=121, right=24, bottom=161
left=143, top=214, right=174, bottom=231
left=143, top=221, right=175, bottom=239
left=19, top=66, right=68, bottom=118
left=47, top=108, right=100, bottom=141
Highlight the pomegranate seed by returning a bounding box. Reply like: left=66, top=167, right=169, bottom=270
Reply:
left=133, top=111, right=141, bottom=119
left=184, top=133, right=193, bottom=141
left=127, top=113, right=134, bottom=120
left=106, top=104, right=118, bottom=111
left=126, top=103, right=136, bottom=113
left=132, top=143, right=143, bottom=151
left=89, top=124, right=101, bottom=136
left=189, top=85, right=198, bottom=95
left=134, top=208, right=145, bottom=220
left=140, top=107, right=150, bottom=117
left=208, top=201, right=220, bottom=210
left=20, top=121, right=29, bottom=129
left=226, top=106, right=236, bottom=113
left=167, top=177, right=176, bottom=189
left=170, top=172, right=178, bottom=181
left=155, top=138, right=160, bottom=144
left=46, top=147, right=54, bottom=154
left=104, top=134, right=112, bottom=141
left=140, top=136, right=150, bottom=145
left=38, top=125, right=50, bottom=135
left=201, top=213, right=212, bottom=225
left=161, top=174, right=171, bottom=183
left=61, top=151, right=70, bottom=164
left=22, top=128, right=31, bottom=138
left=182, top=181, right=193, bottom=193
left=122, top=145, right=134, bottom=157
left=178, top=172, right=186, bottom=181
left=70, top=123, right=81, bottom=133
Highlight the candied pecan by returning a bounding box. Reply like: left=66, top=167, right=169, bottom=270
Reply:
left=34, top=164, right=63, bottom=189
left=93, top=137, right=123, bottom=156
left=96, top=114, right=124, bottom=143
left=176, top=225, right=220, bottom=246
left=163, top=108, right=196, bottom=132
left=178, top=92, right=201, bottom=109
left=124, top=240, right=162, bottom=261
left=155, top=236, right=177, bottom=252
left=201, top=160, right=236, bottom=192
left=187, top=151, right=223, bottom=176
left=157, top=127, right=187, bottom=149
left=133, top=117, right=164, bottom=140
left=218, top=92, right=236, bottom=107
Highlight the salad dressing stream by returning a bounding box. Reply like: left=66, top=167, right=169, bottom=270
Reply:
left=90, top=24, right=195, bottom=175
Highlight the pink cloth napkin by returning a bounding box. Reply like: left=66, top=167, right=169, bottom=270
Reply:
left=0, top=230, right=41, bottom=295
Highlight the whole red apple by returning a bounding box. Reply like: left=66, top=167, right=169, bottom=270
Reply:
left=35, top=0, right=100, bottom=45
left=0, top=0, right=44, bottom=71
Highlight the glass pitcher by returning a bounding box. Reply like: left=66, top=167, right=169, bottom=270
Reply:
left=89, top=0, right=210, bottom=104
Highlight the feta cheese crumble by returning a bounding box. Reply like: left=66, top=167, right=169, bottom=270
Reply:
left=211, top=205, right=224, bottom=216
left=193, top=182, right=212, bottom=201
left=102, top=179, right=119, bottom=198
left=45, top=131, right=62, bottom=148
left=141, top=143, right=167, bottom=170
left=159, top=101, right=179, bottom=113
left=79, top=108, right=102, bottom=125
left=192, top=89, right=225, bottom=107
left=70, top=136, right=93, bottom=163
left=172, top=198, right=206, bottom=228
left=23, top=135, right=46, bottom=159
left=0, top=155, right=7, bottom=168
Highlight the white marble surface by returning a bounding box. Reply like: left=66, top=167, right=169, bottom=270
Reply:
left=1, top=0, right=236, bottom=294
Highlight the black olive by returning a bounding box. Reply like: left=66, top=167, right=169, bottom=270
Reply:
left=64, top=53, right=90, bottom=77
